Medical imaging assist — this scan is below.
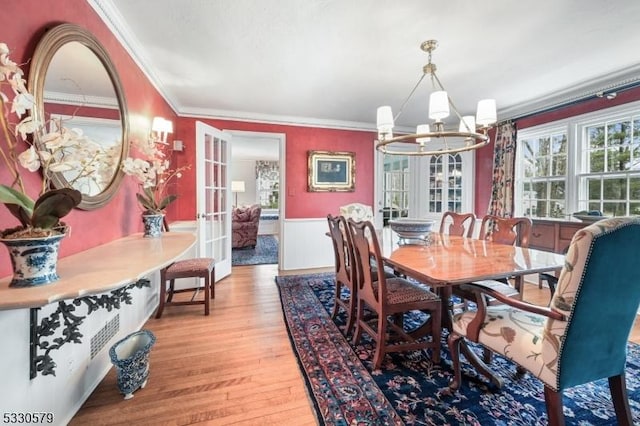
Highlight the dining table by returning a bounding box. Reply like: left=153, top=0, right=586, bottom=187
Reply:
left=379, top=228, right=565, bottom=316
left=378, top=228, right=566, bottom=387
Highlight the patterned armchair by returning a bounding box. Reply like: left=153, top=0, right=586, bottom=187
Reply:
left=448, top=217, right=640, bottom=425
left=232, top=204, right=261, bottom=249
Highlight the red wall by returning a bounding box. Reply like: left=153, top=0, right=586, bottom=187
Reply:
left=173, top=118, right=376, bottom=220
left=0, top=0, right=177, bottom=278
left=474, top=86, right=640, bottom=216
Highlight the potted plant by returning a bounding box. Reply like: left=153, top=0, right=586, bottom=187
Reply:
left=0, top=43, right=109, bottom=286
left=122, top=136, right=189, bottom=237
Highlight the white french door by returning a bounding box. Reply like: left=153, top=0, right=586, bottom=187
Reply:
left=375, top=150, right=475, bottom=224
left=196, top=121, right=232, bottom=280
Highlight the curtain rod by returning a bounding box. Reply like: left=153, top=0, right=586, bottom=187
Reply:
left=498, top=80, right=640, bottom=125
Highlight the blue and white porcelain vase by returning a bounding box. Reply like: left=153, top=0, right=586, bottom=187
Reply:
left=109, top=329, right=156, bottom=400
left=141, top=213, right=164, bottom=238
left=0, top=233, right=66, bottom=287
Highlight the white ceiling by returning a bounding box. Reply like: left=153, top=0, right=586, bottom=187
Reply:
left=91, top=0, right=640, bottom=134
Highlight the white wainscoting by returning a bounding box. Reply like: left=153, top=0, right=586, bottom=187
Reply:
left=281, top=218, right=334, bottom=271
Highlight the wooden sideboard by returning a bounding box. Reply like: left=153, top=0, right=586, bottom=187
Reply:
left=529, top=219, right=589, bottom=254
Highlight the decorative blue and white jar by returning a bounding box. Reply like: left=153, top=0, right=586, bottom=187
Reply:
left=109, top=329, right=156, bottom=400
left=141, top=213, right=164, bottom=238
left=0, top=233, right=66, bottom=287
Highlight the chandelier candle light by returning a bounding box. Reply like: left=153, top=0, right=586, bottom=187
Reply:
left=376, top=40, right=497, bottom=156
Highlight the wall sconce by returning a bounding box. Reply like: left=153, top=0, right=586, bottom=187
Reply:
left=173, top=140, right=184, bottom=152
left=151, top=116, right=173, bottom=144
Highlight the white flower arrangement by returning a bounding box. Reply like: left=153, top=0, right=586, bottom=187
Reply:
left=122, top=136, right=189, bottom=214
left=0, top=42, right=115, bottom=238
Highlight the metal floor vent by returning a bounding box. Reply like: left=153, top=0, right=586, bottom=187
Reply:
left=90, top=314, right=120, bottom=359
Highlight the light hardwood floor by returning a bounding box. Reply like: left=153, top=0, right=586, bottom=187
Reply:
left=72, top=265, right=640, bottom=425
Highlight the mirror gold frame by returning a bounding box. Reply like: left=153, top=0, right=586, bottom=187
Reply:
left=29, top=23, right=129, bottom=210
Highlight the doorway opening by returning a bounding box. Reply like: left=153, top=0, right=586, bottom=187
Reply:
left=227, top=130, right=285, bottom=268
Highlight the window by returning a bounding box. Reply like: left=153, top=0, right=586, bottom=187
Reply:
left=578, top=116, right=640, bottom=216
left=518, top=129, right=568, bottom=218
left=256, top=160, right=279, bottom=209
left=515, top=101, right=640, bottom=218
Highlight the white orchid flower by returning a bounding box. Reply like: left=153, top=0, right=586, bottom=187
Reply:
left=17, top=146, right=41, bottom=172
left=11, top=91, right=34, bottom=116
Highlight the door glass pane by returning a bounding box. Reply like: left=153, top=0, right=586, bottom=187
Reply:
left=382, top=155, right=409, bottom=224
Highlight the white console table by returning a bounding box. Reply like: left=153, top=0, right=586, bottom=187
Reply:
left=0, top=232, right=195, bottom=310
left=0, top=232, right=195, bottom=379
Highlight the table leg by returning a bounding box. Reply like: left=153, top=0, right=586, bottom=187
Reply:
left=437, top=286, right=453, bottom=331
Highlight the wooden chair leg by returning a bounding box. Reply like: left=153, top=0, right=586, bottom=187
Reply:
left=447, top=332, right=463, bottom=390
left=430, top=306, right=441, bottom=363
left=155, top=268, right=167, bottom=319
left=351, top=301, right=364, bottom=346
left=609, top=373, right=633, bottom=426
left=513, top=276, right=524, bottom=300
left=204, top=275, right=210, bottom=316
left=167, top=279, right=176, bottom=302
left=482, top=347, right=493, bottom=364
left=331, top=281, right=342, bottom=319
left=372, top=314, right=387, bottom=369
left=543, top=386, right=565, bottom=426
left=344, top=290, right=356, bottom=336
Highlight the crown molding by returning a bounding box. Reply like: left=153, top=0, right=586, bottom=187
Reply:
left=499, top=63, right=640, bottom=121
left=44, top=90, right=119, bottom=109
left=179, top=107, right=377, bottom=132
left=88, top=0, right=640, bottom=132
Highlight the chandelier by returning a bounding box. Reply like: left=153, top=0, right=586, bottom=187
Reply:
left=376, top=40, right=497, bottom=156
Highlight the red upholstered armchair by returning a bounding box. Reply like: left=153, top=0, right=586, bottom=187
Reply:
left=232, top=204, right=262, bottom=249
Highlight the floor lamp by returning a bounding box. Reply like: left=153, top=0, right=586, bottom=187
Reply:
left=231, top=181, right=245, bottom=207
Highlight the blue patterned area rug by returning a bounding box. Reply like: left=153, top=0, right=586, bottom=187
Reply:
left=276, top=272, right=640, bottom=425
left=232, top=235, right=278, bottom=266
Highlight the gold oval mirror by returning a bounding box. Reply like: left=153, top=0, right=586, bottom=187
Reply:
left=29, top=23, right=129, bottom=210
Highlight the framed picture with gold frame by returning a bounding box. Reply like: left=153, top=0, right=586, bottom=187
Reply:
left=308, top=150, right=355, bottom=192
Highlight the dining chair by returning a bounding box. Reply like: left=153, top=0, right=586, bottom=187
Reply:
left=475, top=214, right=533, bottom=299
left=452, top=215, right=533, bottom=364
left=339, top=203, right=374, bottom=222
left=348, top=218, right=441, bottom=369
left=439, top=211, right=476, bottom=238
left=448, top=217, right=640, bottom=426
left=327, top=214, right=358, bottom=335
left=155, top=222, right=215, bottom=318
left=452, top=215, right=531, bottom=309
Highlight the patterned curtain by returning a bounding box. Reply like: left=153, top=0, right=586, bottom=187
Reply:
left=487, top=122, right=517, bottom=217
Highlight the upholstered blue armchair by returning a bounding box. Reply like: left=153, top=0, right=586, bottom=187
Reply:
left=448, top=217, right=640, bottom=425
